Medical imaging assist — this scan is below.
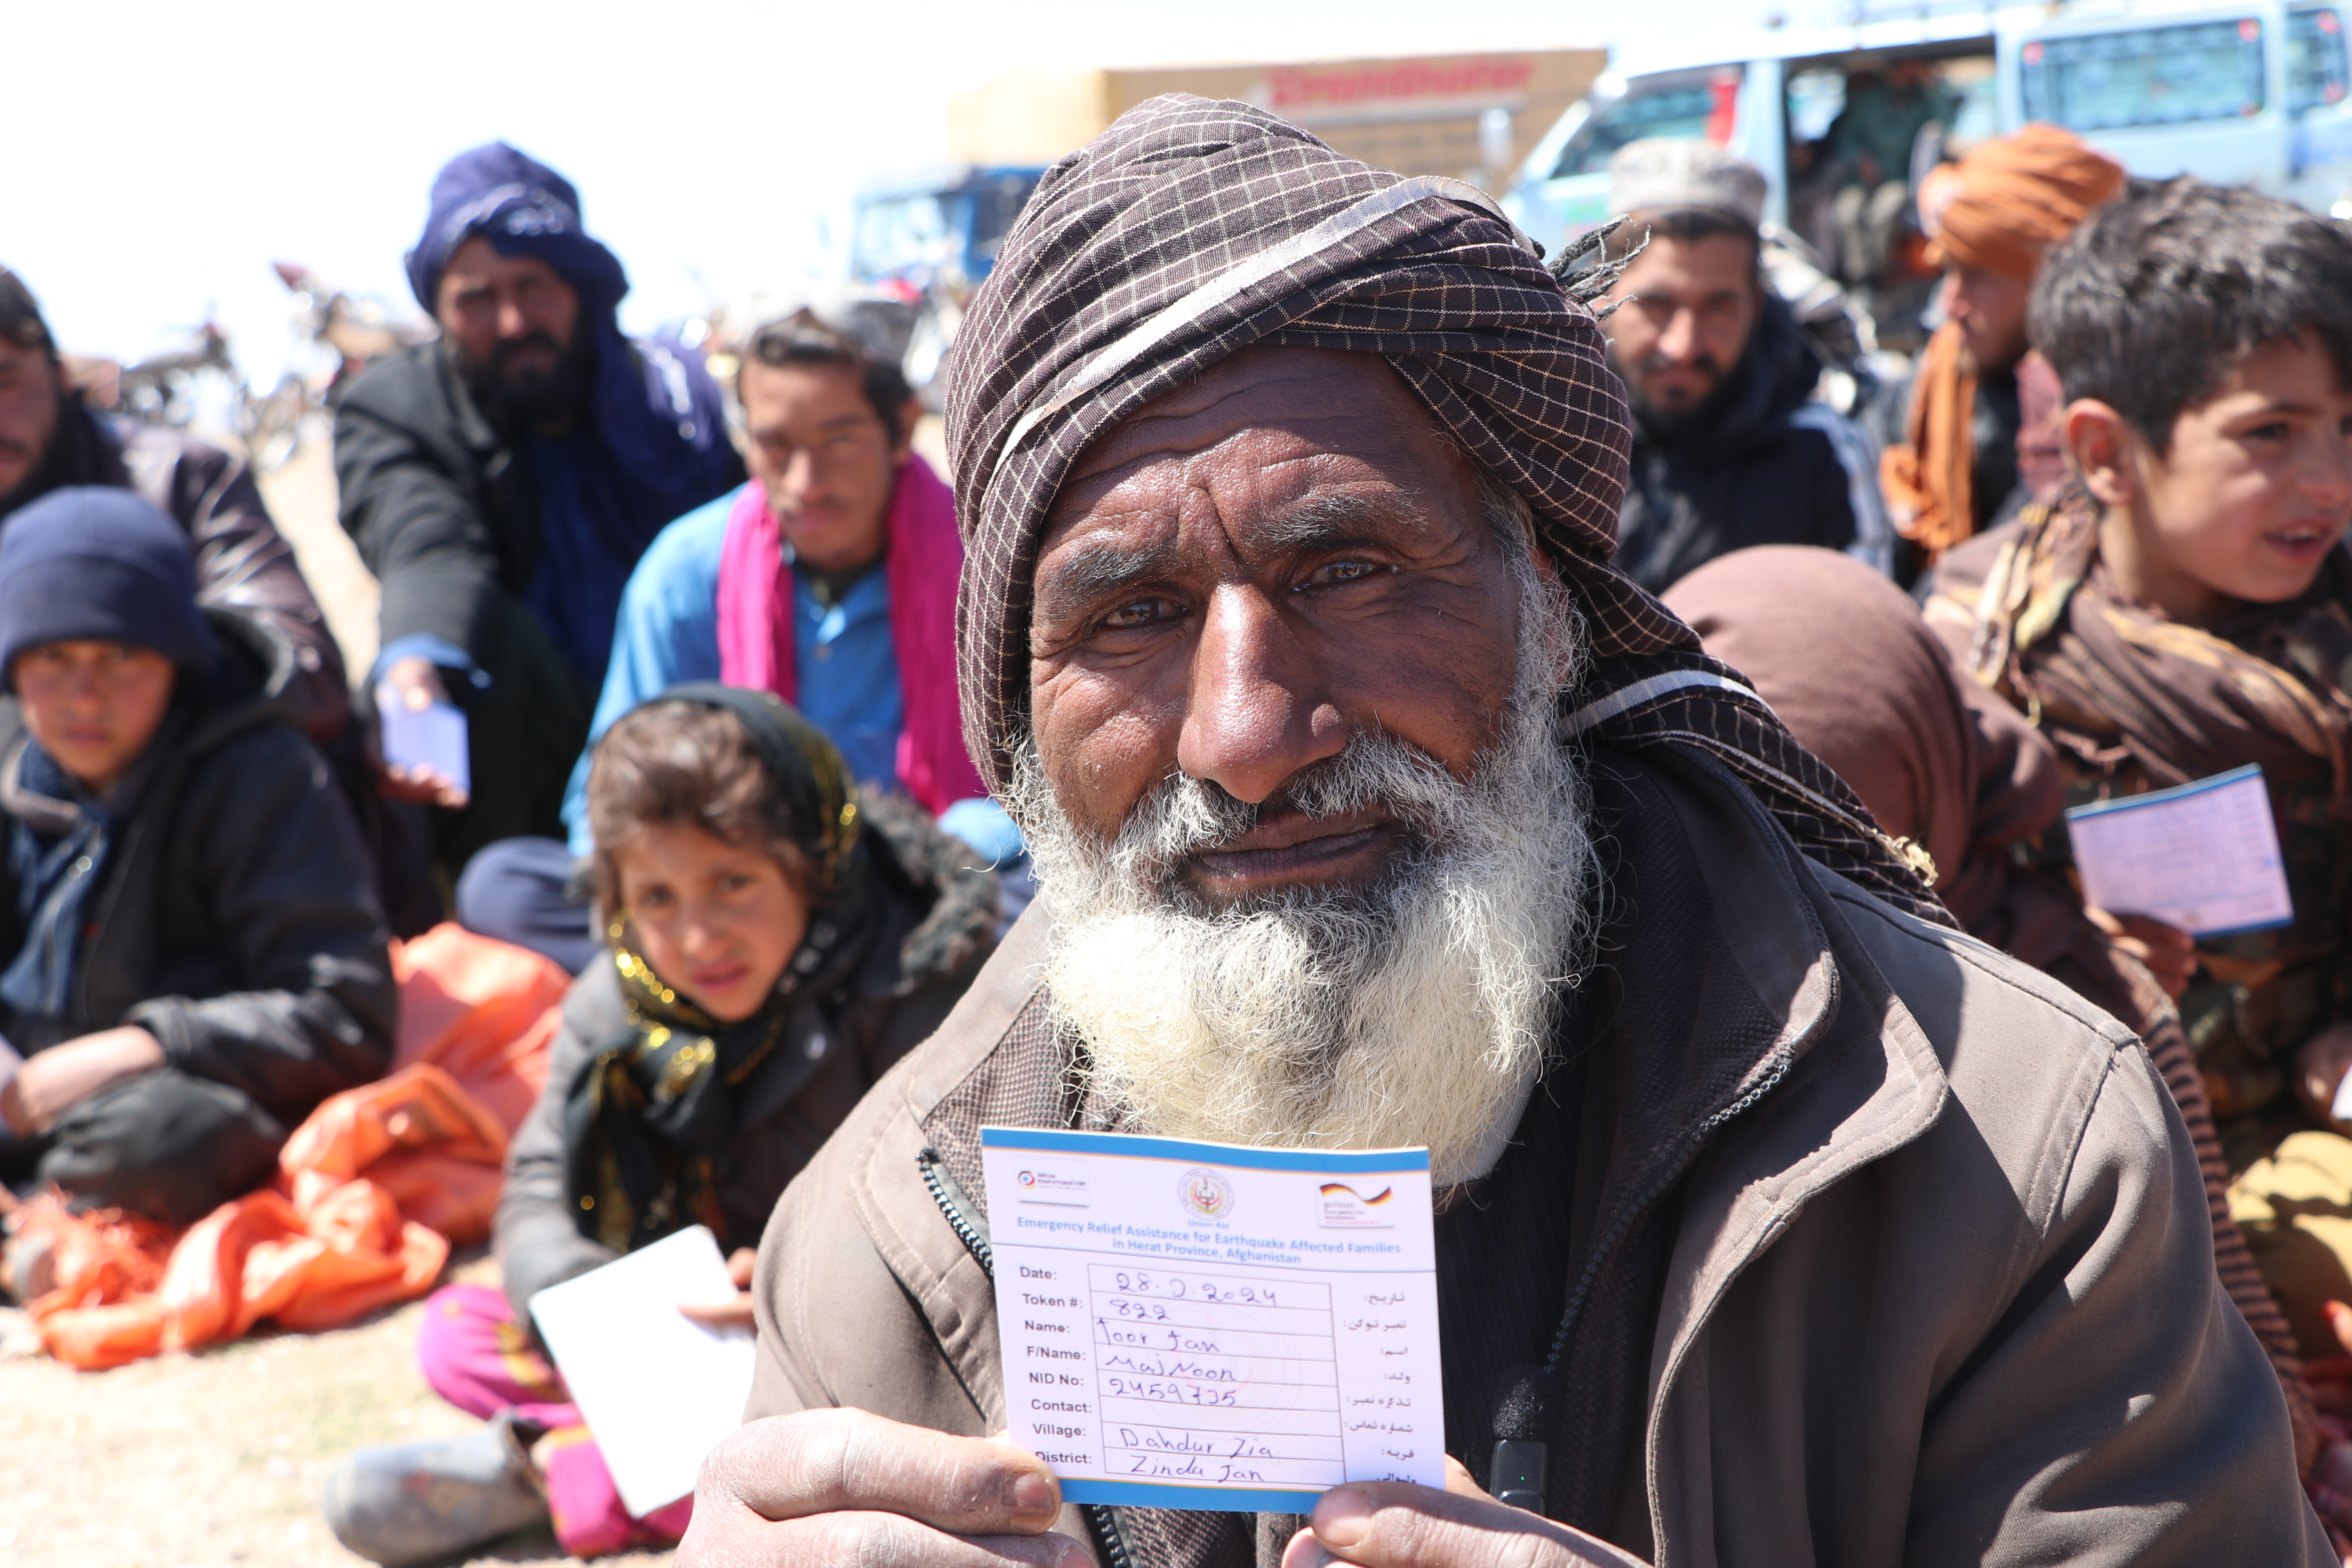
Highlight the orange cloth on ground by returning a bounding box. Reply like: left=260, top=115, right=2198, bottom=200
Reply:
left=1884, top=125, right=2125, bottom=562
left=19, top=923, right=568, bottom=1370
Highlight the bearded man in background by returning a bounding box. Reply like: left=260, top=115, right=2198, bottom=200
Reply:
left=679, top=98, right=2323, bottom=1568
left=335, top=143, right=742, bottom=875
left=1597, top=140, right=1891, bottom=592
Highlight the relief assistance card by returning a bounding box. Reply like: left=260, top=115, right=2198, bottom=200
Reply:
left=981, top=1127, right=1441, bottom=1514
left=2065, top=763, right=2294, bottom=938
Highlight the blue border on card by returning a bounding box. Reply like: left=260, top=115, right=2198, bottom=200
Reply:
left=2060, top=762, right=2294, bottom=936
left=981, top=1125, right=1429, bottom=1173
left=1062, top=1477, right=1325, bottom=1512
left=2192, top=915, right=2298, bottom=938
left=2063, top=762, right=2264, bottom=820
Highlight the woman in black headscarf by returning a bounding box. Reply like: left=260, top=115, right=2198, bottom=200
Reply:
left=325, top=684, right=998, bottom=1564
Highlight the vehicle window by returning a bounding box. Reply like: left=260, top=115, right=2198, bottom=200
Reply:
left=850, top=194, right=951, bottom=285
left=1549, top=85, right=1717, bottom=178
left=1787, top=69, right=1847, bottom=142
left=968, top=173, right=1044, bottom=276
left=1943, top=58, right=2000, bottom=143
left=2290, top=8, right=2350, bottom=113
left=2019, top=19, right=2266, bottom=130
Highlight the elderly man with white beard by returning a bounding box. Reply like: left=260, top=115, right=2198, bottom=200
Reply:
left=677, top=98, right=2328, bottom=1568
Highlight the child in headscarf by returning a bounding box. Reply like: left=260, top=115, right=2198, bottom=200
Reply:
left=323, top=685, right=997, bottom=1564
left=1926, top=180, right=2352, bottom=1405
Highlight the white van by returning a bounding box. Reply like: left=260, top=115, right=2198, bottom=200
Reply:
left=1504, top=0, right=2352, bottom=258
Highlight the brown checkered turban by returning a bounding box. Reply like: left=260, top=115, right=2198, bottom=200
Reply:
left=947, top=94, right=1948, bottom=925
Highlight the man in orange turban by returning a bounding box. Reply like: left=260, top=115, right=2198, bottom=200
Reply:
left=1880, top=123, right=2124, bottom=563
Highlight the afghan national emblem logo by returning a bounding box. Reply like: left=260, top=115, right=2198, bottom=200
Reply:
left=1179, top=1167, right=1236, bottom=1222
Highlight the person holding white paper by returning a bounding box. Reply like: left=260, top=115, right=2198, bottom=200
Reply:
left=323, top=684, right=995, bottom=1565
left=684, top=102, right=2326, bottom=1568
left=1926, top=181, right=2352, bottom=1430
left=1668, top=544, right=2321, bottom=1477
left=335, top=144, right=744, bottom=880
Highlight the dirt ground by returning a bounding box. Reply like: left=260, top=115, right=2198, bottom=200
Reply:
left=0, top=1254, right=674, bottom=1568
left=257, top=417, right=379, bottom=677
left=0, top=425, right=673, bottom=1568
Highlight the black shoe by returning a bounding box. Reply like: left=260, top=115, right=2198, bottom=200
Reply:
left=321, top=1409, right=550, bottom=1566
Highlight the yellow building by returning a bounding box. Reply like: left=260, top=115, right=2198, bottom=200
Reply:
left=947, top=49, right=1609, bottom=187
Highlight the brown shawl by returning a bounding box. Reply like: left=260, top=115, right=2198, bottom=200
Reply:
left=1663, top=544, right=2058, bottom=926
left=1941, top=493, right=2352, bottom=806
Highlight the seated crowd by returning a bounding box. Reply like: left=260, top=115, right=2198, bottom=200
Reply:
left=0, top=107, right=2348, bottom=1566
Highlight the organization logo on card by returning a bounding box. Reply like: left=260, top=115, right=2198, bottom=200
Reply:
left=1015, top=1167, right=1090, bottom=1206
left=1318, top=1182, right=1397, bottom=1229
left=1178, top=1167, right=1236, bottom=1223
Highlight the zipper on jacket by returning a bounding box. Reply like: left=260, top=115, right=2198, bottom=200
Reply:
left=1541, top=1047, right=1796, bottom=1374
left=1502, top=1046, right=1798, bottom=1530
left=73, top=811, right=149, bottom=1029
left=918, top=1147, right=1135, bottom=1568
left=918, top=1145, right=994, bottom=1273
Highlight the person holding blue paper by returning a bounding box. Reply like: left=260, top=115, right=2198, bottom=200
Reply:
left=335, top=143, right=743, bottom=880
left=451, top=309, right=1017, bottom=974
left=1927, top=180, right=2352, bottom=1396
left=684, top=101, right=2326, bottom=1568
left=0, top=488, right=392, bottom=1234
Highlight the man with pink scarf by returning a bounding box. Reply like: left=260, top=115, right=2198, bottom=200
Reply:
left=453, top=312, right=1011, bottom=971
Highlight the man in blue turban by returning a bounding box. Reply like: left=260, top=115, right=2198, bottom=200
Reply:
left=336, top=143, right=743, bottom=875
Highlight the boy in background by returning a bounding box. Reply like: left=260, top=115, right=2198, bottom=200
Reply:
left=0, top=488, right=392, bottom=1240
left=1926, top=180, right=2352, bottom=1387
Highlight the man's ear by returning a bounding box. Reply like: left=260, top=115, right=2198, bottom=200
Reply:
left=1514, top=532, right=1582, bottom=691
left=894, top=397, right=924, bottom=463
left=2062, top=399, right=2139, bottom=508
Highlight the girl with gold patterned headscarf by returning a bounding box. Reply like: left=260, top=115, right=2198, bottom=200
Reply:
left=329, top=684, right=998, bottom=1562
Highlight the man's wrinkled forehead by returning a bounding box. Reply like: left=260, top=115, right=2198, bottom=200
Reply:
left=1042, top=346, right=1469, bottom=534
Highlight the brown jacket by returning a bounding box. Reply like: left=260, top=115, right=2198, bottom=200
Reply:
left=747, top=745, right=2327, bottom=1566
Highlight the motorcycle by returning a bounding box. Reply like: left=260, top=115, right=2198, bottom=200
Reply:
left=239, top=263, right=437, bottom=469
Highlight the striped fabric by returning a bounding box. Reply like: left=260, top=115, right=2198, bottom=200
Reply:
left=2131, top=968, right=2318, bottom=1460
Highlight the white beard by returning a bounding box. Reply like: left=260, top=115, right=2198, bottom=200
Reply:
left=1010, top=546, right=1594, bottom=1187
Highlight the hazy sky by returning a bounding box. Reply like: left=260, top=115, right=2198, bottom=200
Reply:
left=7, top=0, right=1630, bottom=385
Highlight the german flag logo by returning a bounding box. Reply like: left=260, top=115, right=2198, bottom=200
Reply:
left=1319, top=1183, right=1393, bottom=1205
